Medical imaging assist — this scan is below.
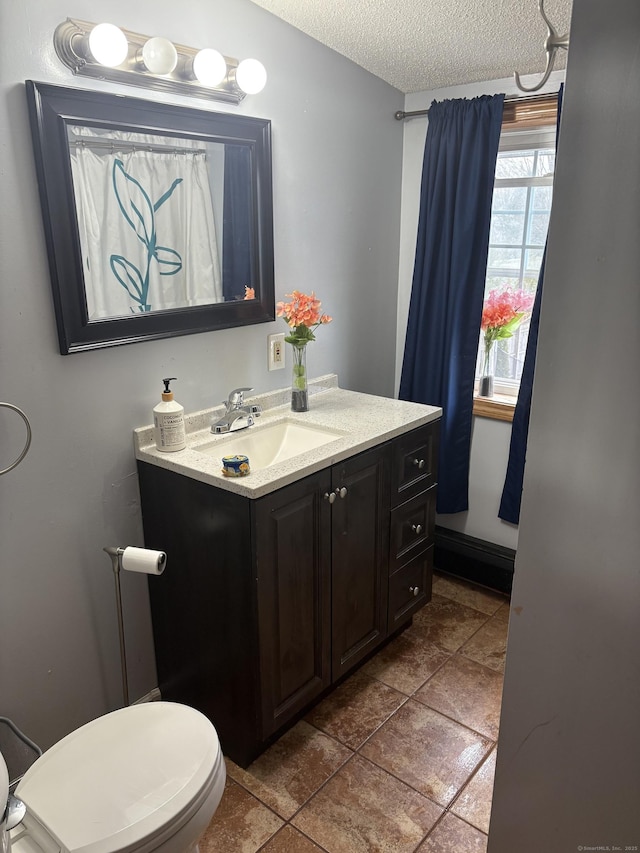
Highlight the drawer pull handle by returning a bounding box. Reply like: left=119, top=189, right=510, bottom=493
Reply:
left=337, top=487, right=348, bottom=499
left=410, top=585, right=420, bottom=597
left=411, top=523, right=423, bottom=535
left=413, top=458, right=425, bottom=470
left=323, top=491, right=336, bottom=504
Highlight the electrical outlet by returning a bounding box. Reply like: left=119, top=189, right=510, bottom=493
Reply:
left=268, top=333, right=285, bottom=371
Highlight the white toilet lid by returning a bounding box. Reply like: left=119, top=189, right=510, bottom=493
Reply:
left=15, top=703, right=220, bottom=853
left=0, top=751, right=8, bottom=815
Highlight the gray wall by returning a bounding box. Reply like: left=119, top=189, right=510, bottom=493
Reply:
left=0, top=0, right=403, bottom=748
left=489, top=0, right=640, bottom=847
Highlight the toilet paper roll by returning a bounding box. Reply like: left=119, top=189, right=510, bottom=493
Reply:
left=121, top=546, right=166, bottom=575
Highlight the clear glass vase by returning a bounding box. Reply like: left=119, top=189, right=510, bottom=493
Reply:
left=290, top=343, right=309, bottom=412
left=479, top=340, right=496, bottom=397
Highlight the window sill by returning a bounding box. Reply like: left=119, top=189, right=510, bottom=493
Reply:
left=473, top=394, right=516, bottom=422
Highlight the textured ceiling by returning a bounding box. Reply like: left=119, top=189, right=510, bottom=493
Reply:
left=248, top=0, right=573, bottom=93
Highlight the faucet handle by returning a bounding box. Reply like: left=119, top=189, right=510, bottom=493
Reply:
left=228, top=387, right=253, bottom=407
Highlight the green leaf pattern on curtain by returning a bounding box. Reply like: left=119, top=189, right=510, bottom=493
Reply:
left=110, top=159, right=183, bottom=312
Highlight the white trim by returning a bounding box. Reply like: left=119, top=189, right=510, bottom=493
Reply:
left=495, top=175, right=554, bottom=188
left=499, top=128, right=556, bottom=151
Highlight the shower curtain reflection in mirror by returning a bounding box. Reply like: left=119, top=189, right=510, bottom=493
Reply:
left=69, top=128, right=223, bottom=320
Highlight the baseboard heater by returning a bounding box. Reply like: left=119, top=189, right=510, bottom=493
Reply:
left=434, top=525, right=515, bottom=595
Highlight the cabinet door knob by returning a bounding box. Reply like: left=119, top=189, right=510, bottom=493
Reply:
left=337, top=487, right=348, bottom=499
left=411, top=523, right=423, bottom=535
left=323, top=491, right=336, bottom=504
left=412, top=458, right=425, bottom=470
left=409, top=585, right=420, bottom=597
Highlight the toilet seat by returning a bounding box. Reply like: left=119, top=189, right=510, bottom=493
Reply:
left=1, top=752, right=9, bottom=853
left=11, top=703, right=223, bottom=853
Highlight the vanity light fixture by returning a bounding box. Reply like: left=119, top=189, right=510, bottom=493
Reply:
left=139, top=37, right=178, bottom=75
left=53, top=18, right=267, bottom=105
left=87, top=23, right=129, bottom=67
left=234, top=58, right=268, bottom=96
left=192, top=48, right=228, bottom=87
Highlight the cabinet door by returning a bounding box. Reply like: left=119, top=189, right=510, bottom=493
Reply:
left=255, top=469, right=332, bottom=738
left=331, top=445, right=390, bottom=680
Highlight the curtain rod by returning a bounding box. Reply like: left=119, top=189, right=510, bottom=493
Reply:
left=394, top=91, right=558, bottom=121
left=70, top=136, right=208, bottom=156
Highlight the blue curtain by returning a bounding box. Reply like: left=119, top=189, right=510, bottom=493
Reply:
left=399, top=95, right=504, bottom=513
left=499, top=85, right=564, bottom=524
left=222, top=145, right=252, bottom=300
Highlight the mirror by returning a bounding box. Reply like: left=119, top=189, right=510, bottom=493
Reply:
left=26, top=80, right=274, bottom=353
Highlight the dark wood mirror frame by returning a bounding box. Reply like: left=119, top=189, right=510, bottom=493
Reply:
left=26, top=80, right=274, bottom=354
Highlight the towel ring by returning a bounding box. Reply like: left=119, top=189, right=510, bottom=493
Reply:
left=0, top=403, right=32, bottom=475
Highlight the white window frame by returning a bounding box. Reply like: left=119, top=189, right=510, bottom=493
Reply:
left=476, top=126, right=556, bottom=401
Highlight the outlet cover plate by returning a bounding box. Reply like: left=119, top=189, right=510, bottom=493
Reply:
left=268, top=333, right=285, bottom=371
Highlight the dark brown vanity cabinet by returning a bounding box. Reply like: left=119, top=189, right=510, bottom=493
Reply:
left=255, top=444, right=389, bottom=740
left=387, top=421, right=439, bottom=630
left=253, top=470, right=332, bottom=741
left=137, top=419, right=439, bottom=767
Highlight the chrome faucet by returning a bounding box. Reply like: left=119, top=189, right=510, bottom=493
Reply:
left=211, top=387, right=262, bottom=434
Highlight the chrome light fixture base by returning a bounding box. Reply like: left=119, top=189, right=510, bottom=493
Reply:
left=54, top=18, right=246, bottom=105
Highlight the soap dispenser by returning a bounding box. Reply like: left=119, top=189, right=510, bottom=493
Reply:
left=153, top=377, right=186, bottom=452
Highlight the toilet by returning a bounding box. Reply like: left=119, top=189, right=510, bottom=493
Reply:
left=1, top=750, right=9, bottom=853
left=2, top=702, right=225, bottom=853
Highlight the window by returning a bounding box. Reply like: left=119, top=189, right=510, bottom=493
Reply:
left=475, top=122, right=556, bottom=414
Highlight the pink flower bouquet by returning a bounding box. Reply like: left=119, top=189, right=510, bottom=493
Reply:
left=276, top=291, right=332, bottom=412
left=481, top=288, right=534, bottom=361
left=482, top=288, right=534, bottom=339
left=276, top=290, right=332, bottom=346
left=479, top=288, right=535, bottom=394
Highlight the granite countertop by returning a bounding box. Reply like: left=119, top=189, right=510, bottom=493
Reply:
left=133, top=375, right=441, bottom=499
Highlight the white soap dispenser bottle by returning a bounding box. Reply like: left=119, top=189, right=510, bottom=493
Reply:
left=154, top=377, right=186, bottom=452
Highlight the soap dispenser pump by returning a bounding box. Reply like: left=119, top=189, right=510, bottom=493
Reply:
left=153, top=377, right=186, bottom=452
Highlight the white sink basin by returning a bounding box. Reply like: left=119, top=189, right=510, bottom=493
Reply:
left=194, top=419, right=345, bottom=471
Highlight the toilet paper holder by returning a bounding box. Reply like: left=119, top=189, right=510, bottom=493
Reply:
left=103, top=546, right=167, bottom=707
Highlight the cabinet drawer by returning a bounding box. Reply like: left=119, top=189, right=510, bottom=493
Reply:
left=389, top=485, right=436, bottom=574
left=388, top=546, right=433, bottom=631
left=391, top=422, right=439, bottom=506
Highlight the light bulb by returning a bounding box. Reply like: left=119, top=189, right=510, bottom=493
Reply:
left=192, top=49, right=227, bottom=87
left=88, top=23, right=128, bottom=67
left=141, top=37, right=178, bottom=75
left=235, top=58, right=267, bottom=95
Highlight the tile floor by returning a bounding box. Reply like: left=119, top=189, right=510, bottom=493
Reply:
left=200, top=573, right=509, bottom=853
